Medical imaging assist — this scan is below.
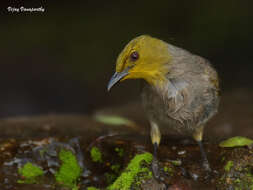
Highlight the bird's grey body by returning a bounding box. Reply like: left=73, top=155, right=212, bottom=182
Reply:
left=141, top=44, right=220, bottom=137
left=107, top=35, right=219, bottom=173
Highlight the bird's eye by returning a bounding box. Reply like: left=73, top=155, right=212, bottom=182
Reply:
left=130, top=51, right=139, bottom=61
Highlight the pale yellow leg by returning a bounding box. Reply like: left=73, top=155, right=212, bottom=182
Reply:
left=150, top=121, right=161, bottom=179
left=192, top=125, right=204, bottom=142
left=150, top=121, right=161, bottom=146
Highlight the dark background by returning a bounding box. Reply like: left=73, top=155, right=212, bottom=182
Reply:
left=1, top=0, right=253, bottom=118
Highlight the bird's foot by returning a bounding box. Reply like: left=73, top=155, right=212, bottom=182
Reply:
left=152, top=157, right=160, bottom=179
left=202, top=159, right=211, bottom=172
left=197, top=140, right=212, bottom=173
left=202, top=159, right=215, bottom=181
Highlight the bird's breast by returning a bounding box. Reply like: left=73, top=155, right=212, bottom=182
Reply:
left=141, top=82, right=192, bottom=134
left=141, top=75, right=219, bottom=135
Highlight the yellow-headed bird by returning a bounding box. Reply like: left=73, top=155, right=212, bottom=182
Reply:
left=107, top=35, right=219, bottom=177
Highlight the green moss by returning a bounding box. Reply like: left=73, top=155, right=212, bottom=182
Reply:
left=90, top=147, right=103, bottom=163
left=143, top=169, right=153, bottom=179
left=111, top=164, right=121, bottom=173
left=234, top=178, right=241, bottom=183
left=219, top=136, right=253, bottom=148
left=55, top=149, right=82, bottom=189
left=18, top=162, right=44, bottom=184
left=107, top=152, right=153, bottom=190
left=104, top=164, right=122, bottom=185
left=170, top=160, right=181, bottom=166
left=87, top=187, right=100, bottom=190
left=233, top=173, right=253, bottom=190
left=94, top=114, right=135, bottom=126
left=115, top=147, right=124, bottom=157
left=163, top=166, right=173, bottom=175
left=219, top=162, right=253, bottom=189
left=105, top=172, right=117, bottom=184
left=224, top=161, right=234, bottom=172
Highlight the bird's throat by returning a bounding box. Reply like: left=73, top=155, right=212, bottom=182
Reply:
left=141, top=68, right=169, bottom=89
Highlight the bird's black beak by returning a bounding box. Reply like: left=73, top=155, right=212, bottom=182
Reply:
left=107, top=69, right=129, bottom=91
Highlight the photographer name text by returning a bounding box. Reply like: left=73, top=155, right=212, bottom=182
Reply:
left=7, top=6, right=45, bottom=13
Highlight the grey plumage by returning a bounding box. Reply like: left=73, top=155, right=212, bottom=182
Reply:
left=141, top=44, right=220, bottom=137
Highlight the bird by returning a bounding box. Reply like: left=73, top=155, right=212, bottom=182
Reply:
left=107, top=35, right=220, bottom=177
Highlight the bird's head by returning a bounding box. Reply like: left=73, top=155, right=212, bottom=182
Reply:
left=107, top=35, right=172, bottom=91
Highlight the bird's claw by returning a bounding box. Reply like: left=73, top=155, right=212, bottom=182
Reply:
left=152, top=157, right=160, bottom=179
left=202, top=159, right=211, bottom=172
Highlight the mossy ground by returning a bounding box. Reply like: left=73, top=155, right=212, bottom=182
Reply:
left=18, top=162, right=44, bottom=184
left=224, top=160, right=234, bottom=172
left=115, top=147, right=124, bottom=157
left=55, top=149, right=82, bottom=189
left=107, top=152, right=153, bottom=190
left=2, top=134, right=253, bottom=189
left=219, top=136, right=253, bottom=148
left=217, top=148, right=253, bottom=190
left=87, top=187, right=100, bottom=190
left=90, top=147, right=103, bottom=163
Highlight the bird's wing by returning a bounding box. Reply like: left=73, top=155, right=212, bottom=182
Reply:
left=165, top=78, right=192, bottom=124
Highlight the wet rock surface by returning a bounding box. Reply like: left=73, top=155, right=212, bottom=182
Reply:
left=0, top=89, right=252, bottom=189
left=0, top=121, right=252, bottom=189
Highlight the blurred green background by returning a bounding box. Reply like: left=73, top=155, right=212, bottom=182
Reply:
left=1, top=0, right=253, bottom=117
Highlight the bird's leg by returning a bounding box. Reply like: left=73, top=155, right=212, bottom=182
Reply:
left=150, top=121, right=161, bottom=179
left=197, top=140, right=211, bottom=172
left=193, top=125, right=211, bottom=172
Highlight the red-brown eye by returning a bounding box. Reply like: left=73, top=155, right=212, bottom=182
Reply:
left=130, top=51, right=139, bottom=61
